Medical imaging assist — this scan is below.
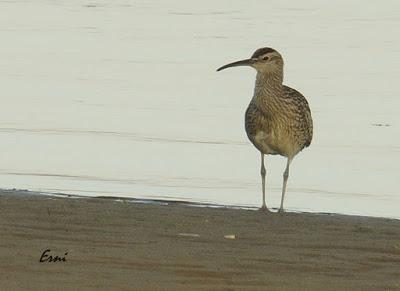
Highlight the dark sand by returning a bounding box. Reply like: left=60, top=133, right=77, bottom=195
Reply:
left=0, top=190, right=399, bottom=290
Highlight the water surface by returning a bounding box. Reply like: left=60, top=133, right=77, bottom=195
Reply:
left=1, top=0, right=399, bottom=218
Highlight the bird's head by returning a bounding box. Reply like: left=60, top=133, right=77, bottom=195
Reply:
left=217, top=47, right=284, bottom=74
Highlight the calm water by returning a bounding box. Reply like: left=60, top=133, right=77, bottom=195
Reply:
left=1, top=1, right=399, bottom=218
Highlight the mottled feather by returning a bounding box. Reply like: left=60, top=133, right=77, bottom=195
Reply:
left=245, top=84, right=313, bottom=158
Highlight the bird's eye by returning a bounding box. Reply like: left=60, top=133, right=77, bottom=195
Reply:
left=262, top=56, right=269, bottom=61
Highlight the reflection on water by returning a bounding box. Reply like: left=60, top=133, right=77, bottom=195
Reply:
left=0, top=0, right=399, bottom=218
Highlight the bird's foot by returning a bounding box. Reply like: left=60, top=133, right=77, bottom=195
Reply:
left=259, top=205, right=270, bottom=213
left=278, top=207, right=285, bottom=213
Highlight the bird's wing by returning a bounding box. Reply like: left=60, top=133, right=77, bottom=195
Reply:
left=282, top=85, right=313, bottom=148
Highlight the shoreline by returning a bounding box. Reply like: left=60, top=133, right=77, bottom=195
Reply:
left=1, top=189, right=400, bottom=290
left=2, top=188, right=398, bottom=221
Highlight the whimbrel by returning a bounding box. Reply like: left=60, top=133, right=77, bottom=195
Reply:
left=217, top=47, right=313, bottom=212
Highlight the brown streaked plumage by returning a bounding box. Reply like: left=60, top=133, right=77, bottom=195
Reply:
left=251, top=47, right=277, bottom=58
left=217, top=47, right=313, bottom=212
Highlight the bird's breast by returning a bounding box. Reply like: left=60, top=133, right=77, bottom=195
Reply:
left=245, top=103, right=297, bottom=157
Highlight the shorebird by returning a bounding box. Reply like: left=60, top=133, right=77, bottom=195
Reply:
left=217, top=47, right=313, bottom=212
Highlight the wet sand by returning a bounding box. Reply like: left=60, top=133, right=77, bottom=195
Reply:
left=1, top=190, right=399, bottom=290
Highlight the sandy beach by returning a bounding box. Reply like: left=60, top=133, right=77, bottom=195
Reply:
left=0, top=190, right=399, bottom=290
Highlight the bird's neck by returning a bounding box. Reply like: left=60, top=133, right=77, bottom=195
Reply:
left=253, top=71, right=284, bottom=114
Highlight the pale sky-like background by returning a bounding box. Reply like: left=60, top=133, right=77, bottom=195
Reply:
left=0, top=0, right=399, bottom=218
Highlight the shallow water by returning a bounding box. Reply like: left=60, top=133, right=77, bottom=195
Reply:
left=1, top=1, right=399, bottom=218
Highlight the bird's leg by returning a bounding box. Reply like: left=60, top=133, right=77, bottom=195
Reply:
left=260, top=153, right=269, bottom=212
left=279, top=158, right=292, bottom=213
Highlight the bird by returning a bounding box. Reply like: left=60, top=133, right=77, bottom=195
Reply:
left=217, top=47, right=313, bottom=212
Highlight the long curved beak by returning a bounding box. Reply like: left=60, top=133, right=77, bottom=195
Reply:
left=216, top=58, right=254, bottom=72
